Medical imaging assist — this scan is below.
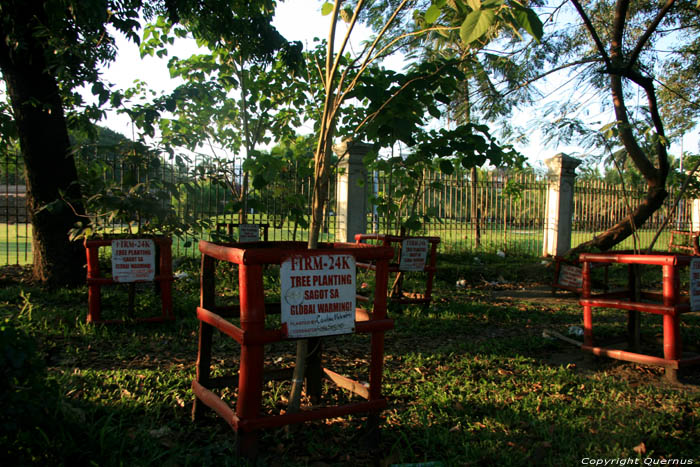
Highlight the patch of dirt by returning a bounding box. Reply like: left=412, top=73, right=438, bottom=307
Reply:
left=539, top=334, right=700, bottom=390
left=491, top=283, right=580, bottom=305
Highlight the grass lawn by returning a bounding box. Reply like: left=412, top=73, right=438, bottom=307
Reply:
left=0, top=218, right=682, bottom=267
left=0, top=223, right=32, bottom=265
left=1, top=251, right=699, bottom=466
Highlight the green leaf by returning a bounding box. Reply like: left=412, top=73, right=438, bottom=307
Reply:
left=439, top=159, right=454, bottom=175
left=425, top=4, right=442, bottom=24
left=482, top=0, right=503, bottom=7
left=434, top=92, right=450, bottom=104
left=321, top=2, right=333, bottom=16
left=466, top=0, right=481, bottom=10
left=599, top=121, right=618, bottom=139
left=340, top=6, right=353, bottom=23
left=428, top=104, right=441, bottom=119
left=460, top=8, right=496, bottom=44
left=514, top=7, right=543, bottom=43
left=252, top=174, right=267, bottom=189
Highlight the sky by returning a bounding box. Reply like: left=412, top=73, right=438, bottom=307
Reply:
left=98, top=0, right=697, bottom=171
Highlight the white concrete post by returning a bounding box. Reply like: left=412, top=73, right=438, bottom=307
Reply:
left=691, top=200, right=700, bottom=232
left=543, top=153, right=581, bottom=257
left=334, top=141, right=371, bottom=243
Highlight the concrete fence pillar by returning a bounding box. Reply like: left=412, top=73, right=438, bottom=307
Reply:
left=543, top=153, right=581, bottom=257
left=691, top=200, right=700, bottom=232
left=334, top=141, right=371, bottom=243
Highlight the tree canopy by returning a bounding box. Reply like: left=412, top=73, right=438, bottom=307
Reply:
left=2, top=0, right=698, bottom=286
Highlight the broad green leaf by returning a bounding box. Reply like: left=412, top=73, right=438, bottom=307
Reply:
left=599, top=121, right=618, bottom=138
left=321, top=2, right=333, bottom=16
left=425, top=4, right=441, bottom=24
left=514, top=7, right=543, bottom=43
left=340, top=6, right=353, bottom=23
left=439, top=159, right=454, bottom=175
left=427, top=104, right=441, bottom=118
left=466, top=0, right=481, bottom=10
left=434, top=92, right=450, bottom=104
left=460, top=8, right=496, bottom=44
left=482, top=0, right=503, bottom=8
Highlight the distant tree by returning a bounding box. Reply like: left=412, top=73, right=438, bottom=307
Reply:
left=124, top=8, right=304, bottom=224
left=0, top=0, right=296, bottom=285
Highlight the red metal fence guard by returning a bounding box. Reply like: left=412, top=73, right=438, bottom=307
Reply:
left=192, top=240, right=394, bottom=457
left=84, top=236, right=174, bottom=324
left=579, top=252, right=700, bottom=381
left=355, top=234, right=440, bottom=305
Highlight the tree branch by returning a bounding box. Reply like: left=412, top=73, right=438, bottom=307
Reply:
left=628, top=0, right=677, bottom=68
left=500, top=58, right=600, bottom=98
left=352, top=61, right=454, bottom=135
left=610, top=0, right=629, bottom=63
left=609, top=74, right=659, bottom=182
left=569, top=0, right=612, bottom=69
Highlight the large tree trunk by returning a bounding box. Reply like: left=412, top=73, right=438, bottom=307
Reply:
left=568, top=185, right=667, bottom=255
left=0, top=4, right=86, bottom=286
left=567, top=0, right=673, bottom=256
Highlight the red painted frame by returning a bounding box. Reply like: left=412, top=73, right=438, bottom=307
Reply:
left=668, top=230, right=700, bottom=256
left=192, top=240, right=394, bottom=456
left=579, top=252, right=700, bottom=380
left=354, top=234, right=440, bottom=305
left=84, top=236, right=174, bottom=324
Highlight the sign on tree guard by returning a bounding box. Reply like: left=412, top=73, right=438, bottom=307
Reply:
left=111, top=239, right=156, bottom=282
left=558, top=264, right=583, bottom=289
left=239, top=224, right=260, bottom=242
left=281, top=254, right=356, bottom=338
left=690, top=258, right=700, bottom=312
left=398, top=238, right=429, bottom=272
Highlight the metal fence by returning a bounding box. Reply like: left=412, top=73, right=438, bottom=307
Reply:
left=369, top=169, right=693, bottom=255
left=369, top=170, right=550, bottom=255
left=0, top=150, right=694, bottom=265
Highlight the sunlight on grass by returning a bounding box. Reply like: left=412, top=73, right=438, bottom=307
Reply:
left=1, top=252, right=699, bottom=465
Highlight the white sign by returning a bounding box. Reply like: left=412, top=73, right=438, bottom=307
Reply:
left=239, top=224, right=260, bottom=242
left=111, top=239, right=156, bottom=283
left=280, top=254, right=356, bottom=338
left=558, top=264, right=583, bottom=289
left=398, top=238, right=429, bottom=272
left=690, top=258, right=700, bottom=312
